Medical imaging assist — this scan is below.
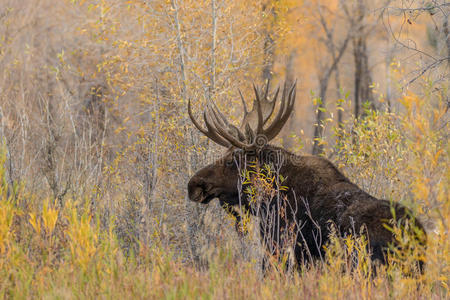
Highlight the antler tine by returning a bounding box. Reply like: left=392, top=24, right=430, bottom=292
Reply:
left=201, top=109, right=232, bottom=147
left=209, top=102, right=226, bottom=128
left=263, top=86, right=279, bottom=124
left=280, top=82, right=296, bottom=123
left=252, top=83, right=264, bottom=133
left=188, top=98, right=209, bottom=136
left=279, top=83, right=296, bottom=125
left=209, top=103, right=247, bottom=142
left=264, top=81, right=297, bottom=141
left=229, top=123, right=247, bottom=141
left=206, top=105, right=251, bottom=149
left=238, top=89, right=248, bottom=114
left=266, top=82, right=288, bottom=130
left=188, top=80, right=296, bottom=149
left=210, top=100, right=229, bottom=127
left=238, top=89, right=250, bottom=131
left=278, top=82, right=296, bottom=122
left=190, top=99, right=231, bottom=147
left=262, top=82, right=291, bottom=139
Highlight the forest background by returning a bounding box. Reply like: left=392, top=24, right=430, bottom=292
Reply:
left=0, top=0, right=448, bottom=298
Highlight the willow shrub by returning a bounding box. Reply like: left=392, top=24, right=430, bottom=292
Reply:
left=0, top=87, right=448, bottom=299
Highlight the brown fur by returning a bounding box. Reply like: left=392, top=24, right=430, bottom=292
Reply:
left=188, top=144, right=426, bottom=270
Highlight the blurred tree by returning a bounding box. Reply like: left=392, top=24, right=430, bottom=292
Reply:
left=311, top=1, right=352, bottom=155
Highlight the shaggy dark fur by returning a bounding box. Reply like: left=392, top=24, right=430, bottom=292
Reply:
left=188, top=144, right=426, bottom=270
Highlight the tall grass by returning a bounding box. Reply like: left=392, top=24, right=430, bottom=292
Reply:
left=0, top=88, right=448, bottom=299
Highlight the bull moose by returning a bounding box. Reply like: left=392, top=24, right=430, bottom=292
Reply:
left=187, top=81, right=426, bottom=272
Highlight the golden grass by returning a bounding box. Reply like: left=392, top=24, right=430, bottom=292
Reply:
left=0, top=91, right=448, bottom=299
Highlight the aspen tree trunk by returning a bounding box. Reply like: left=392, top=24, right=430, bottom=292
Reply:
left=385, top=36, right=392, bottom=113
left=262, top=1, right=276, bottom=82
left=171, top=0, right=199, bottom=265
left=352, top=0, right=374, bottom=119
left=443, top=14, right=450, bottom=67
left=312, top=3, right=351, bottom=155
left=312, top=38, right=350, bottom=155
left=283, top=50, right=296, bottom=150
left=335, top=65, right=343, bottom=128
left=210, top=0, right=217, bottom=99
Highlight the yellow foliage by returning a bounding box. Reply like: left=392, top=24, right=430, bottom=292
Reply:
left=28, top=212, right=41, bottom=235
left=0, top=199, right=15, bottom=254
left=42, top=199, right=58, bottom=235
left=0, top=0, right=448, bottom=298
left=66, top=205, right=98, bottom=271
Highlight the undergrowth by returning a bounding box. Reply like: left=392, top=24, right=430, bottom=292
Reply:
left=0, top=90, right=448, bottom=299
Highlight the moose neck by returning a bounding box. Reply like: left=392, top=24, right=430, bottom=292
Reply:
left=236, top=145, right=354, bottom=211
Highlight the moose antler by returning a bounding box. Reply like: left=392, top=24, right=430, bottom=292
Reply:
left=188, top=80, right=297, bottom=149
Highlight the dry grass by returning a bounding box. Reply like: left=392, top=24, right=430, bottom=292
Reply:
left=0, top=90, right=448, bottom=299
left=0, top=0, right=448, bottom=299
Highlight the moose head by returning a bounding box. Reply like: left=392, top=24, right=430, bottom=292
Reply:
left=187, top=81, right=296, bottom=209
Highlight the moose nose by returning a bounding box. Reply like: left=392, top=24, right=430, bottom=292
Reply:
left=187, top=177, right=203, bottom=202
